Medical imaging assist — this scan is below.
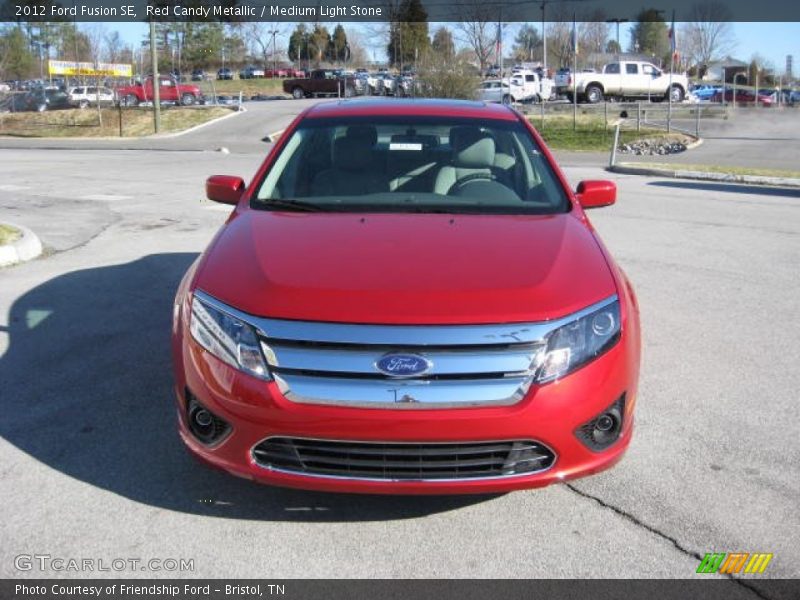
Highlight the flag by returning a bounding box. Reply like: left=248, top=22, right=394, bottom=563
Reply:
left=668, top=18, right=678, bottom=59
left=572, top=18, right=578, bottom=56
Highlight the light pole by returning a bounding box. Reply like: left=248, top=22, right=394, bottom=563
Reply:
left=733, top=72, right=747, bottom=109
left=268, top=28, right=279, bottom=75
left=606, top=18, right=628, bottom=58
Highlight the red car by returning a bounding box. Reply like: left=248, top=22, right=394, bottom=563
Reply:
left=710, top=88, right=773, bottom=106
left=172, top=99, right=641, bottom=494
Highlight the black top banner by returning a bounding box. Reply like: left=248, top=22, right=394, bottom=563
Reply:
left=2, top=0, right=799, bottom=22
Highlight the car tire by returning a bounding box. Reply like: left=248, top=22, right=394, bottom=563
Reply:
left=501, top=94, right=512, bottom=105
left=292, top=87, right=304, bottom=99
left=585, top=85, right=603, bottom=104
left=181, top=93, right=195, bottom=106
left=124, top=94, right=139, bottom=107
left=669, top=85, right=684, bottom=103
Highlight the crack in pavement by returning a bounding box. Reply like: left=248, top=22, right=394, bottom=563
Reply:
left=564, top=483, right=773, bottom=600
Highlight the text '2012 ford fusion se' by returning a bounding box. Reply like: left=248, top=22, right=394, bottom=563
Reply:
left=172, top=99, right=641, bottom=494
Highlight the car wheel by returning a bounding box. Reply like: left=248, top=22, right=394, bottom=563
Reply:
left=124, top=94, right=139, bottom=107
left=292, top=87, right=304, bottom=99
left=78, top=99, right=89, bottom=109
left=501, top=94, right=511, bottom=105
left=585, top=85, right=604, bottom=104
left=669, top=85, right=684, bottom=103
left=396, top=86, right=405, bottom=98
left=181, top=93, right=195, bottom=106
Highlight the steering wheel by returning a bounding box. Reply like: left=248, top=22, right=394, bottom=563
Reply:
left=448, top=172, right=497, bottom=194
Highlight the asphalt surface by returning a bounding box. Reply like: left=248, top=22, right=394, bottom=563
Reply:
left=0, top=100, right=799, bottom=588
left=622, top=108, right=800, bottom=171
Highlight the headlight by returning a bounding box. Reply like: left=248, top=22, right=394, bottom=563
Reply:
left=189, top=294, right=270, bottom=380
left=536, top=299, right=621, bottom=383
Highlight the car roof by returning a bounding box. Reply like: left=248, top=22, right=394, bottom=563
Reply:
left=305, top=98, right=519, bottom=121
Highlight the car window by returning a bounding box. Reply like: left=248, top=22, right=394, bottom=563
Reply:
left=625, top=64, right=638, bottom=74
left=254, top=116, right=569, bottom=215
left=642, top=64, right=655, bottom=75
left=605, top=63, right=620, bottom=74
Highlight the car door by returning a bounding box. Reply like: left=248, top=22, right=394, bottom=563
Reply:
left=624, top=62, right=646, bottom=95
left=159, top=78, right=177, bottom=101
left=603, top=63, right=622, bottom=95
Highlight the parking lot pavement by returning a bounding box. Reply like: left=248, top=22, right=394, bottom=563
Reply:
left=0, top=145, right=798, bottom=587
left=623, top=109, right=800, bottom=172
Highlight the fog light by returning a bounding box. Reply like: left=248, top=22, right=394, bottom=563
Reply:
left=576, top=394, right=625, bottom=451
left=186, top=390, right=230, bottom=445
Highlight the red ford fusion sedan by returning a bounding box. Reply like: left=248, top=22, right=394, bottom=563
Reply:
left=172, top=99, right=641, bottom=494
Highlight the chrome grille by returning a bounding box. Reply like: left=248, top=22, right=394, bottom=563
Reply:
left=194, top=291, right=617, bottom=409
left=252, top=437, right=556, bottom=481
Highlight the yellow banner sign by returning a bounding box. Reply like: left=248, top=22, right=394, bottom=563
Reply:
left=48, top=60, right=132, bottom=78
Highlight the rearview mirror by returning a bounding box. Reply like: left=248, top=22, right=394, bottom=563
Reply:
left=206, top=175, right=245, bottom=205
left=576, top=180, right=616, bottom=209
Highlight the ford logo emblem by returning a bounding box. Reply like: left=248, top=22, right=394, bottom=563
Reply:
left=375, top=353, right=432, bottom=378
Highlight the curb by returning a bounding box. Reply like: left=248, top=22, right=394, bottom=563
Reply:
left=0, top=222, right=43, bottom=267
left=609, top=162, right=800, bottom=189
left=150, top=105, right=245, bottom=139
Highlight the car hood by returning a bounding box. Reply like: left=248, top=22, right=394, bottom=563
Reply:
left=195, top=210, right=616, bottom=325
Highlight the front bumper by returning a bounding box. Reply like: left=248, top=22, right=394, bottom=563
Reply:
left=172, top=325, right=638, bottom=494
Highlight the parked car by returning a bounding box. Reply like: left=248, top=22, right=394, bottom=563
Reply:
left=555, top=61, right=688, bottom=103
left=10, top=88, right=72, bottom=112
left=283, top=69, right=357, bottom=99
left=486, top=64, right=501, bottom=78
left=68, top=86, right=115, bottom=108
left=710, top=88, right=773, bottom=106
left=789, top=90, right=800, bottom=105
left=265, top=68, right=288, bottom=78
left=173, top=99, right=641, bottom=494
left=507, top=69, right=555, bottom=103
left=375, top=73, right=396, bottom=95
left=116, top=76, right=202, bottom=106
left=394, top=74, right=415, bottom=97
left=191, top=69, right=206, bottom=81
left=689, top=84, right=721, bottom=101
left=217, top=68, right=234, bottom=81
left=239, top=65, right=266, bottom=79
left=477, top=79, right=512, bottom=104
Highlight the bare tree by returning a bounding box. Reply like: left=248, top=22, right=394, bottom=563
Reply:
left=454, top=2, right=497, bottom=75
left=681, top=1, right=735, bottom=73
left=243, top=23, right=287, bottom=70
left=83, top=24, right=106, bottom=125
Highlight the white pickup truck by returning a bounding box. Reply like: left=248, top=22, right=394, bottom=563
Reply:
left=555, top=61, right=688, bottom=104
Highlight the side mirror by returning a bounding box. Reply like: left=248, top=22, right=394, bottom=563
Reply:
left=576, top=180, right=616, bottom=209
left=206, top=175, right=245, bottom=205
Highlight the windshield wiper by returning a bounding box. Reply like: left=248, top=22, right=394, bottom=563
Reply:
left=258, top=199, right=326, bottom=212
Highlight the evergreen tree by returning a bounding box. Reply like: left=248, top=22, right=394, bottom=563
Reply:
left=629, top=9, right=669, bottom=62
left=0, top=27, right=35, bottom=79
left=387, top=0, right=430, bottom=68
left=431, top=26, right=455, bottom=62
left=513, top=24, right=541, bottom=62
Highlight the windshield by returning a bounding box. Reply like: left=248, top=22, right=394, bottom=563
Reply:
left=253, top=116, right=569, bottom=215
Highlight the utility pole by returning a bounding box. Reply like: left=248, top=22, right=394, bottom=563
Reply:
left=541, top=2, right=547, bottom=75
left=149, top=19, right=160, bottom=133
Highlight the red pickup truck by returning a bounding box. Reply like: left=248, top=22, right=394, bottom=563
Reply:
left=283, top=69, right=356, bottom=99
left=117, top=76, right=202, bottom=106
